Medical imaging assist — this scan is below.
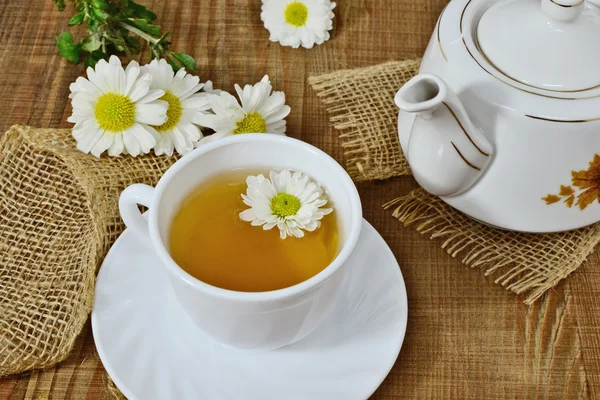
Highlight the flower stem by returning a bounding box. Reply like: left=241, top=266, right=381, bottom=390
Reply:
left=111, top=28, right=132, bottom=59
left=118, top=22, right=159, bottom=45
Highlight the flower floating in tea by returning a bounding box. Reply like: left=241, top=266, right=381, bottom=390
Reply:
left=240, top=170, right=333, bottom=239
left=260, top=0, right=336, bottom=49
left=68, top=55, right=169, bottom=157
left=141, top=59, right=212, bottom=156
left=196, top=75, right=291, bottom=146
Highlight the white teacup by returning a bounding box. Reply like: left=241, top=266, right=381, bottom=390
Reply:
left=119, top=134, right=363, bottom=350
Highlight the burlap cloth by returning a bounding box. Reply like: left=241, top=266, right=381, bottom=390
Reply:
left=0, top=125, right=177, bottom=377
left=309, top=59, right=600, bottom=305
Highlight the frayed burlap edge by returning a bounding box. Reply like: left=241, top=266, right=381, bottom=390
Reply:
left=1, top=125, right=177, bottom=378
left=0, top=126, right=98, bottom=376
left=384, top=189, right=600, bottom=304
left=309, top=60, right=419, bottom=181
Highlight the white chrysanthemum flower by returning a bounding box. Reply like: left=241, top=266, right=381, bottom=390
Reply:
left=240, top=170, right=333, bottom=239
left=67, top=55, right=167, bottom=157
left=196, top=75, right=291, bottom=146
left=141, top=59, right=211, bottom=156
left=261, top=0, right=336, bottom=49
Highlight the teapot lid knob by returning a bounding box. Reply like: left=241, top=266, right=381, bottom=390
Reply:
left=541, top=0, right=584, bottom=21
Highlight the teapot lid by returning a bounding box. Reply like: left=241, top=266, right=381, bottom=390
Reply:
left=477, top=0, right=600, bottom=92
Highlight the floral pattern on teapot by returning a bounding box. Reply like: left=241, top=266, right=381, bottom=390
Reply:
left=543, top=154, right=600, bottom=210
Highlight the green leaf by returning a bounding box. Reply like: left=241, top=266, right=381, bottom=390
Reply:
left=53, top=0, right=66, bottom=11
left=171, top=52, right=196, bottom=71
left=123, top=35, right=141, bottom=54
left=155, top=32, right=170, bottom=46
left=167, top=60, right=181, bottom=72
left=81, top=36, right=102, bottom=52
left=128, top=18, right=161, bottom=37
left=56, top=32, right=82, bottom=63
left=84, top=50, right=105, bottom=68
left=88, top=18, right=100, bottom=31
left=91, top=0, right=109, bottom=9
left=68, top=12, right=85, bottom=26
left=128, top=1, right=157, bottom=21
left=89, top=7, right=106, bottom=22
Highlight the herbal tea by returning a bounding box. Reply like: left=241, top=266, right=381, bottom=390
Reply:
left=169, top=169, right=339, bottom=292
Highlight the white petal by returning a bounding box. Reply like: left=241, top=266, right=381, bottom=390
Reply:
left=90, top=131, right=115, bottom=157
left=113, top=59, right=127, bottom=94
left=141, top=123, right=161, bottom=141
left=74, top=127, right=104, bottom=155
left=195, top=132, right=230, bottom=147
left=263, top=220, right=278, bottom=230
left=178, top=121, right=202, bottom=143
left=72, top=118, right=99, bottom=140
left=172, top=74, right=202, bottom=99
left=153, top=133, right=174, bottom=157
left=181, top=95, right=210, bottom=110
left=264, top=104, right=291, bottom=125
left=69, top=90, right=98, bottom=105
left=68, top=105, right=94, bottom=123
left=86, top=66, right=104, bottom=91
left=237, top=75, right=272, bottom=112
left=138, top=89, right=165, bottom=104
left=239, top=209, right=257, bottom=222
left=108, top=55, right=121, bottom=66
left=144, top=58, right=174, bottom=90
left=122, top=128, right=141, bottom=156
left=108, top=132, right=124, bottom=156
left=193, top=114, right=236, bottom=133
left=267, top=119, right=287, bottom=134
left=208, top=92, right=243, bottom=115
left=136, top=101, right=168, bottom=125
left=129, top=123, right=157, bottom=154
left=170, top=126, right=193, bottom=155
left=128, top=73, right=152, bottom=102
left=69, top=76, right=101, bottom=97
left=203, top=80, right=222, bottom=94
left=124, top=60, right=141, bottom=96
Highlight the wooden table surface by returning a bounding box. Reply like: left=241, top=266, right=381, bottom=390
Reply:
left=2, top=0, right=600, bottom=398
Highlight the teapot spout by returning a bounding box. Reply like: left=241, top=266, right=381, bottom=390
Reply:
left=395, top=74, right=494, bottom=197
left=394, top=74, right=447, bottom=119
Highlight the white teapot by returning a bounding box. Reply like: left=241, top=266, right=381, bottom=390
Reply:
left=394, top=0, right=600, bottom=232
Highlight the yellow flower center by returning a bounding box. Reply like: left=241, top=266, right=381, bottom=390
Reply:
left=155, top=91, right=182, bottom=132
left=94, top=93, right=135, bottom=132
left=271, top=193, right=301, bottom=218
left=233, top=112, right=267, bottom=134
left=284, top=2, right=309, bottom=27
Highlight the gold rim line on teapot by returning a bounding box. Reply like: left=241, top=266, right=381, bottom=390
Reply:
left=475, top=32, right=600, bottom=94
left=450, top=141, right=482, bottom=171
left=549, top=0, right=584, bottom=7
left=457, top=0, right=600, bottom=102
left=442, top=102, right=490, bottom=157
left=437, top=3, right=449, bottom=62
left=524, top=114, right=600, bottom=123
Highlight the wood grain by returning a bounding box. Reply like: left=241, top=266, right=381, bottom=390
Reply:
left=0, top=0, right=598, bottom=399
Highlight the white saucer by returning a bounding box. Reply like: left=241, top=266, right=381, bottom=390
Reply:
left=92, top=219, right=408, bottom=400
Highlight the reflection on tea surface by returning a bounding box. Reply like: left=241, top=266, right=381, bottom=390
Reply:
left=169, top=169, right=339, bottom=292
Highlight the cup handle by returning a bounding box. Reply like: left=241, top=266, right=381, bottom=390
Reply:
left=119, top=184, right=155, bottom=242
